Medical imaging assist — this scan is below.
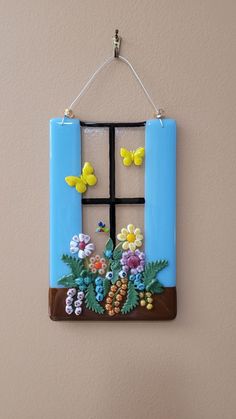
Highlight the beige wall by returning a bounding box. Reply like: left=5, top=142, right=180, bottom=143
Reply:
left=1, top=1, right=236, bottom=418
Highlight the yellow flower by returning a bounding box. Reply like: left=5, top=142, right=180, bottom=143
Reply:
left=117, top=224, right=143, bottom=251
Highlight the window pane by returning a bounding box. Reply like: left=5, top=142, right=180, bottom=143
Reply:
left=82, top=127, right=109, bottom=198
left=115, top=127, right=145, bottom=198
left=83, top=205, right=110, bottom=255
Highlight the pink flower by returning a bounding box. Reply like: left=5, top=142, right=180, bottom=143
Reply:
left=70, top=234, right=95, bottom=259
left=121, top=249, right=145, bottom=275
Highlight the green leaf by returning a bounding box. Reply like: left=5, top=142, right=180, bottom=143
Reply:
left=143, top=260, right=168, bottom=289
left=85, top=284, right=104, bottom=314
left=111, top=269, right=120, bottom=284
left=111, top=259, right=121, bottom=271
left=121, top=282, right=139, bottom=314
left=149, top=280, right=165, bottom=294
left=105, top=238, right=114, bottom=253
left=81, top=270, right=88, bottom=278
left=61, top=254, right=84, bottom=277
left=145, top=260, right=168, bottom=277
left=103, top=278, right=110, bottom=296
left=58, top=274, right=76, bottom=287
left=113, top=243, right=123, bottom=260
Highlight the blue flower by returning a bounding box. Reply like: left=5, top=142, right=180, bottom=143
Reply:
left=75, top=277, right=84, bottom=286
left=95, top=277, right=103, bottom=286
left=79, top=284, right=87, bottom=292
left=134, top=278, right=141, bottom=286
left=98, top=221, right=105, bottom=227
left=95, top=285, right=103, bottom=294
left=84, top=277, right=91, bottom=285
left=104, top=250, right=113, bottom=259
left=129, top=274, right=135, bottom=282
left=96, top=292, right=104, bottom=302
left=137, top=283, right=145, bottom=291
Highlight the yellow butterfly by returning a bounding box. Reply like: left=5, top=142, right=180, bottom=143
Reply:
left=120, top=147, right=145, bottom=167
left=65, top=162, right=97, bottom=194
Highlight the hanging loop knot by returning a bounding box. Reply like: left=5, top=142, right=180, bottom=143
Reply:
left=154, top=109, right=165, bottom=128
left=64, top=108, right=75, bottom=119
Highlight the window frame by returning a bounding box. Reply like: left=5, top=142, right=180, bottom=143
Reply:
left=81, top=121, right=145, bottom=244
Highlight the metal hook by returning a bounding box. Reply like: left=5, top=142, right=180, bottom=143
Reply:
left=113, top=29, right=121, bottom=58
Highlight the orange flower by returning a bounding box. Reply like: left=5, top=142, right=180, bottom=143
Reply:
left=89, top=255, right=107, bottom=275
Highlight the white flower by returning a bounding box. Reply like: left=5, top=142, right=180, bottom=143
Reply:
left=67, top=288, right=77, bottom=297
left=75, top=307, right=82, bottom=316
left=119, top=270, right=127, bottom=279
left=77, top=291, right=85, bottom=301
left=106, top=271, right=113, bottom=280
left=65, top=305, right=73, bottom=315
left=70, top=233, right=95, bottom=259
left=74, top=299, right=82, bottom=307
left=66, top=297, right=73, bottom=305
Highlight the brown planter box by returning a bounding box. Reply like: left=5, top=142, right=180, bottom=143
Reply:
left=49, top=287, right=177, bottom=321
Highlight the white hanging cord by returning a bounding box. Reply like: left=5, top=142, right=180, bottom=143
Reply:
left=61, top=55, right=114, bottom=125
left=70, top=55, right=114, bottom=109
left=62, top=45, right=165, bottom=125
left=119, top=55, right=158, bottom=114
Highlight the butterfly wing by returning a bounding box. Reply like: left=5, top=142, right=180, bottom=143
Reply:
left=86, top=174, right=97, bottom=186
left=82, top=162, right=97, bottom=186
left=65, top=175, right=87, bottom=193
left=133, top=147, right=145, bottom=166
left=75, top=178, right=87, bottom=193
left=120, top=148, right=133, bottom=166
left=82, top=162, right=94, bottom=175
left=65, top=176, right=81, bottom=187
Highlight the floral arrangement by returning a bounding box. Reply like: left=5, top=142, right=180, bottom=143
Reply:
left=58, top=225, right=168, bottom=317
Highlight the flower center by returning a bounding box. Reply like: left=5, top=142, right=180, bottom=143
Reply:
left=94, top=261, right=102, bottom=270
left=127, top=255, right=139, bottom=268
left=79, top=242, right=86, bottom=250
left=127, top=233, right=135, bottom=243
